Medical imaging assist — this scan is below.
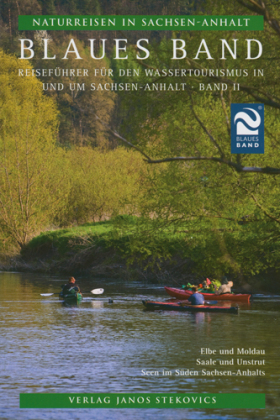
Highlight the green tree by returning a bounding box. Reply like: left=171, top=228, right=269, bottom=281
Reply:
left=100, top=0, right=280, bottom=278
left=0, top=51, right=69, bottom=248
left=32, top=37, right=116, bottom=147
left=63, top=147, right=147, bottom=224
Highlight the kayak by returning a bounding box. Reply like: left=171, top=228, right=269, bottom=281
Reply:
left=164, top=287, right=251, bottom=303
left=142, top=300, right=239, bottom=314
left=59, top=292, right=83, bottom=304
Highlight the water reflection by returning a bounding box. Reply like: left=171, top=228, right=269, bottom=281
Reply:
left=90, top=300, right=104, bottom=309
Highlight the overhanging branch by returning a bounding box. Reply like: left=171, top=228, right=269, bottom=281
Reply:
left=235, top=0, right=280, bottom=37
left=145, top=156, right=280, bottom=174
left=95, top=114, right=151, bottom=161
left=95, top=115, right=280, bottom=175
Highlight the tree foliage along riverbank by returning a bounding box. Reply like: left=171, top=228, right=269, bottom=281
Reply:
left=0, top=50, right=147, bottom=249
left=1, top=0, right=280, bottom=285
left=0, top=52, right=67, bottom=248
left=106, top=0, right=280, bottom=281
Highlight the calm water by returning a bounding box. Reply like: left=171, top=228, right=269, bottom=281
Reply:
left=0, top=272, right=280, bottom=420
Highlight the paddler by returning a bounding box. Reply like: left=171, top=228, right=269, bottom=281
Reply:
left=216, top=276, right=233, bottom=294
left=187, top=286, right=205, bottom=305
left=61, top=277, right=81, bottom=296
left=202, top=277, right=211, bottom=289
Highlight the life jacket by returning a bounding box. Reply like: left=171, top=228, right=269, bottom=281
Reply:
left=209, top=280, right=221, bottom=292
left=61, top=284, right=79, bottom=296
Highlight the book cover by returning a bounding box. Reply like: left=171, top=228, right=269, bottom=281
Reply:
left=0, top=1, right=279, bottom=419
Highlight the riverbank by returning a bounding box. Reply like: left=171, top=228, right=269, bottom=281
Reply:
left=1, top=217, right=279, bottom=293
left=1, top=217, right=191, bottom=284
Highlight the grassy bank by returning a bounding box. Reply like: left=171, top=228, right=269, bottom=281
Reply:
left=18, top=216, right=193, bottom=283
left=8, top=215, right=278, bottom=292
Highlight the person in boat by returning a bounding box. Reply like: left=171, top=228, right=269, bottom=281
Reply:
left=202, top=278, right=211, bottom=289
left=187, top=286, right=205, bottom=305
left=208, top=279, right=221, bottom=292
left=216, top=277, right=233, bottom=295
left=61, top=277, right=81, bottom=296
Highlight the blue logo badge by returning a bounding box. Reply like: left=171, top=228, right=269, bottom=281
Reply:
left=231, top=104, right=264, bottom=154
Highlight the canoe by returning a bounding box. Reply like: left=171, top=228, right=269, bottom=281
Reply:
left=59, top=292, right=83, bottom=304
left=164, top=287, right=251, bottom=303
left=142, top=300, right=239, bottom=314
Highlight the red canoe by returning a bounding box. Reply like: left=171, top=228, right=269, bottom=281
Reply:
left=143, top=300, right=238, bottom=314
left=164, top=287, right=251, bottom=303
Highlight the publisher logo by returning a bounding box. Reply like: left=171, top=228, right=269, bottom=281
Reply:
left=231, top=104, right=264, bottom=154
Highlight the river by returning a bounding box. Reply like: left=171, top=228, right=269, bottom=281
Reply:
left=0, top=272, right=280, bottom=420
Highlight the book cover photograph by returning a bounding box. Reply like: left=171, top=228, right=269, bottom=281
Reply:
left=0, top=0, right=279, bottom=419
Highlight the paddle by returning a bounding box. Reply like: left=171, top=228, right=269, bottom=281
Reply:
left=40, top=288, right=104, bottom=297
